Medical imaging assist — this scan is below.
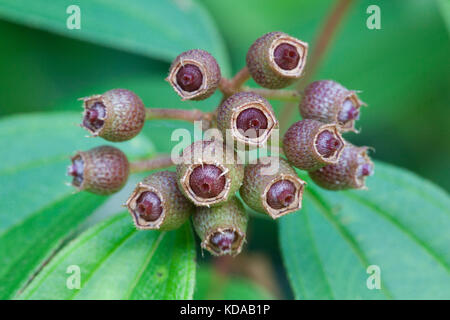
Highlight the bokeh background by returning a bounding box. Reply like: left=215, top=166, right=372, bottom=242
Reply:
left=0, top=0, right=448, bottom=299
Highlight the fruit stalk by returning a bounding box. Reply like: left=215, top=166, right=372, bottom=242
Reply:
left=129, top=155, right=174, bottom=174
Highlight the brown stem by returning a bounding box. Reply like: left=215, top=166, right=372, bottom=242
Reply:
left=129, top=155, right=174, bottom=174
left=146, top=107, right=208, bottom=122
left=241, top=87, right=302, bottom=102
left=219, top=66, right=250, bottom=97
left=279, top=0, right=354, bottom=131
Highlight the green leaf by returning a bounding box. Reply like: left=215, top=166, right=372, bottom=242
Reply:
left=279, top=162, right=450, bottom=299
left=437, top=0, right=450, bottom=32
left=0, top=0, right=230, bottom=73
left=20, top=213, right=196, bottom=300
left=194, top=266, right=274, bottom=300
left=0, top=112, right=154, bottom=299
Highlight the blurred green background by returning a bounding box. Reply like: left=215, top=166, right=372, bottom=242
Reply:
left=0, top=0, right=448, bottom=299
left=0, top=0, right=448, bottom=191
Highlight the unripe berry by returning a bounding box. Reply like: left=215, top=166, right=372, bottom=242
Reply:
left=166, top=49, right=221, bottom=101
left=240, top=157, right=306, bottom=219
left=192, top=197, right=248, bottom=256
left=126, top=171, right=194, bottom=230
left=309, top=143, right=374, bottom=190
left=176, top=140, right=244, bottom=207
left=80, top=89, right=146, bottom=142
left=217, top=92, right=278, bottom=147
left=283, top=119, right=344, bottom=171
left=246, top=32, right=308, bottom=89
left=300, top=80, right=366, bottom=132
left=67, top=145, right=129, bottom=195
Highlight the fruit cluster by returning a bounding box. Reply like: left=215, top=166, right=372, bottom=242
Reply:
left=68, top=31, right=374, bottom=256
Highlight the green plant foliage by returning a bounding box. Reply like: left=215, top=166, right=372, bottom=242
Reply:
left=0, top=112, right=154, bottom=299
left=19, top=213, right=196, bottom=299
left=0, top=0, right=229, bottom=70
left=280, top=162, right=450, bottom=299
left=194, top=266, right=274, bottom=300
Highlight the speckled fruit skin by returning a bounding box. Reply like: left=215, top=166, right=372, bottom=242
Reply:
left=283, top=119, right=344, bottom=171
left=177, top=140, right=244, bottom=207
left=309, top=144, right=374, bottom=190
left=300, top=80, right=366, bottom=132
left=217, top=92, right=278, bottom=147
left=166, top=49, right=221, bottom=101
left=71, top=145, right=129, bottom=195
left=240, top=157, right=306, bottom=219
left=246, top=31, right=308, bottom=89
left=193, top=197, right=248, bottom=256
left=126, top=171, right=194, bottom=231
left=81, top=89, right=146, bottom=142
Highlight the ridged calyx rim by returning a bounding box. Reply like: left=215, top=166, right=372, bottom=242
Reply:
left=261, top=173, right=306, bottom=219
left=167, top=59, right=207, bottom=100
left=313, top=124, right=345, bottom=164
left=79, top=94, right=105, bottom=137
left=180, top=162, right=231, bottom=206
left=126, top=182, right=166, bottom=230
left=231, top=101, right=277, bottom=147
left=268, top=34, right=308, bottom=78
left=165, top=49, right=220, bottom=101
left=203, top=227, right=246, bottom=257
left=333, top=90, right=366, bottom=133
left=348, top=146, right=374, bottom=190
left=177, top=140, right=243, bottom=207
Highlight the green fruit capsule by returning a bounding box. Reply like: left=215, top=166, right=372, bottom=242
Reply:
left=246, top=31, right=308, bottom=89
left=300, top=80, right=366, bottom=132
left=283, top=119, right=345, bottom=171
left=80, top=88, right=146, bottom=142
left=68, top=145, right=129, bottom=195
left=193, top=197, right=248, bottom=256
left=240, top=157, right=306, bottom=219
left=166, top=49, right=221, bottom=101
left=176, top=140, right=244, bottom=207
left=217, top=92, right=278, bottom=148
left=309, top=143, right=374, bottom=190
left=126, top=171, right=194, bottom=231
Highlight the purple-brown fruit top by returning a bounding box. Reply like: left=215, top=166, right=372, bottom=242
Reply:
left=83, top=102, right=106, bottom=132
left=266, top=180, right=296, bottom=209
left=338, top=98, right=360, bottom=123
left=135, top=191, right=163, bottom=222
left=210, top=230, right=237, bottom=252
left=67, top=155, right=84, bottom=187
left=236, top=108, right=268, bottom=138
left=176, top=64, right=203, bottom=92
left=189, top=164, right=226, bottom=198
left=274, top=43, right=300, bottom=70
left=167, top=49, right=221, bottom=100
left=315, top=130, right=343, bottom=158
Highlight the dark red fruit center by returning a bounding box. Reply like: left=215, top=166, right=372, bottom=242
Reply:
left=360, top=163, right=373, bottom=177
left=135, top=191, right=163, bottom=222
left=267, top=180, right=296, bottom=210
left=316, top=130, right=342, bottom=158
left=338, top=99, right=360, bottom=123
left=210, top=230, right=237, bottom=252
left=274, top=43, right=300, bottom=70
left=236, top=108, right=268, bottom=138
left=189, top=164, right=226, bottom=198
left=83, top=102, right=106, bottom=132
left=68, top=156, right=84, bottom=187
left=176, top=64, right=203, bottom=92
